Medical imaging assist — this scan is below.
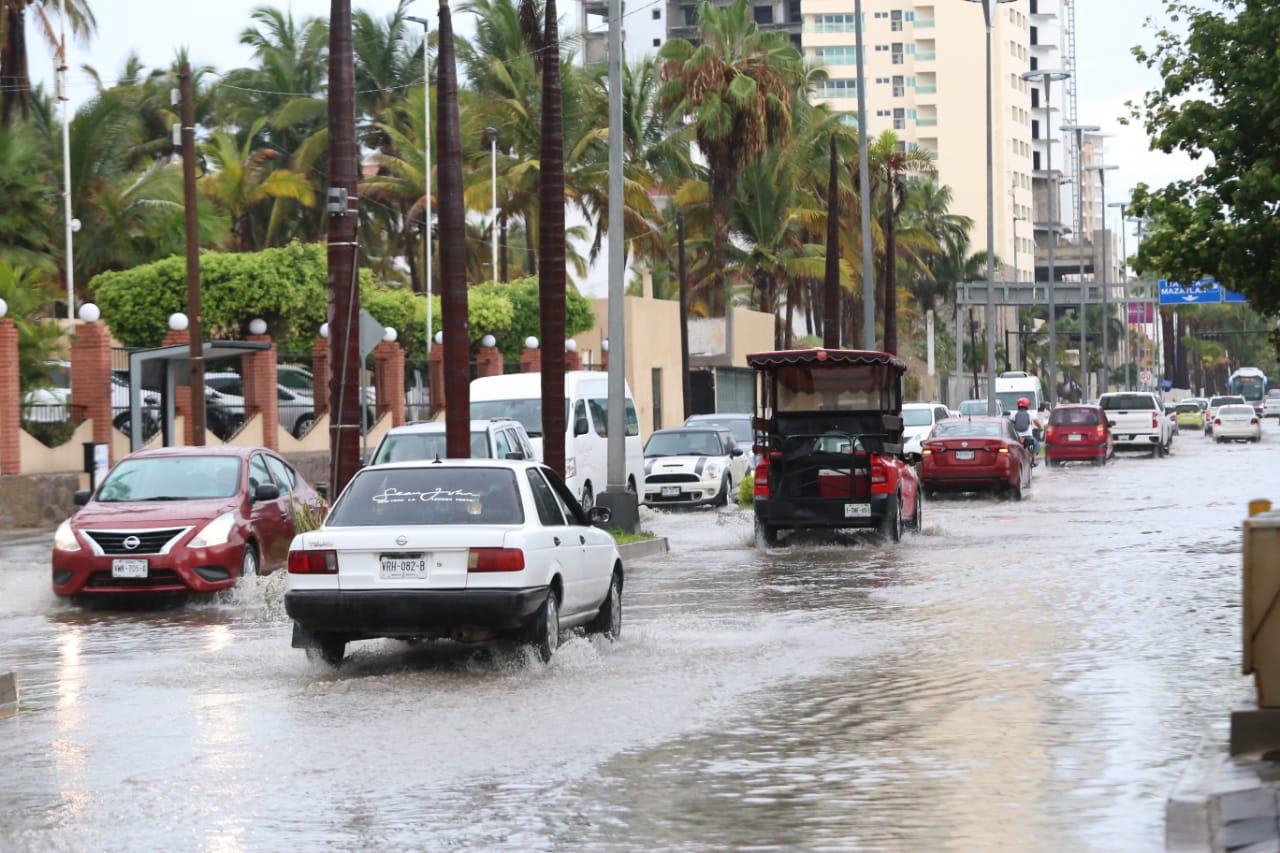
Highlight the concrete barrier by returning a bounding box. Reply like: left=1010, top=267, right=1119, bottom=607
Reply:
left=617, top=537, right=669, bottom=565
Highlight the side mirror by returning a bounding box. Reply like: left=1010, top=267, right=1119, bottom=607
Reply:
left=505, top=450, right=525, bottom=460
left=574, top=418, right=590, bottom=437
left=1107, top=419, right=1117, bottom=428
left=73, top=489, right=90, bottom=506
left=731, top=447, right=745, bottom=457
left=253, top=482, right=281, bottom=502
left=588, top=505, right=612, bottom=526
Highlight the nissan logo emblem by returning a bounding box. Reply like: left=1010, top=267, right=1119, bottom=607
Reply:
left=122, top=535, right=141, bottom=550
left=395, top=535, right=408, bottom=546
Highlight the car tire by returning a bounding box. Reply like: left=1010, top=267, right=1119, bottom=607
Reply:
left=240, top=543, right=259, bottom=578
left=715, top=475, right=730, bottom=507
left=755, top=519, right=782, bottom=547
left=880, top=492, right=903, bottom=543
left=580, top=484, right=594, bottom=513
left=527, top=589, right=560, bottom=663
left=305, top=634, right=346, bottom=667
left=292, top=413, right=316, bottom=439
left=912, top=490, right=923, bottom=533
left=1008, top=478, right=1024, bottom=502
left=586, top=571, right=622, bottom=640
left=626, top=476, right=637, bottom=495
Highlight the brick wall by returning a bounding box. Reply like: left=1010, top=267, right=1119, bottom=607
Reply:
left=520, top=347, right=542, bottom=373
left=311, top=337, right=330, bottom=417
left=244, top=333, right=278, bottom=450
left=70, top=321, right=114, bottom=460
left=0, top=319, right=18, bottom=475
left=476, top=345, right=504, bottom=377
left=162, top=329, right=194, bottom=444
left=373, top=341, right=406, bottom=427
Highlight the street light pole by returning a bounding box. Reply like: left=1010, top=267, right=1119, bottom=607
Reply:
left=1061, top=123, right=1099, bottom=400
left=1087, top=163, right=1119, bottom=394
left=486, top=127, right=499, bottom=279
left=57, top=0, right=74, bottom=323
left=1023, top=69, right=1071, bottom=406
left=853, top=0, right=876, bottom=350
left=1111, top=201, right=1130, bottom=389
left=406, top=16, right=433, bottom=353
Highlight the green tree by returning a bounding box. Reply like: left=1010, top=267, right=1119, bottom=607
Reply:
left=659, top=0, right=803, bottom=315
left=0, top=0, right=94, bottom=124
left=1128, top=1, right=1280, bottom=314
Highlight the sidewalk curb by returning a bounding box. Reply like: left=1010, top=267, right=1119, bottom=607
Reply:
left=618, top=538, right=669, bottom=565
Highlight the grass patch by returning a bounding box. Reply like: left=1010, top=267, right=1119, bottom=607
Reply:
left=608, top=528, right=656, bottom=545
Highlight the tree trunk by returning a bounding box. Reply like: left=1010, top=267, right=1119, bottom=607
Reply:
left=0, top=7, right=31, bottom=125
left=823, top=138, right=841, bottom=349
left=784, top=280, right=797, bottom=348
left=708, top=172, right=734, bottom=317
left=883, top=173, right=899, bottom=355
left=1161, top=308, right=1176, bottom=388
left=525, top=213, right=537, bottom=275
left=538, top=0, right=567, bottom=475
left=499, top=216, right=508, bottom=281
left=437, top=0, right=471, bottom=458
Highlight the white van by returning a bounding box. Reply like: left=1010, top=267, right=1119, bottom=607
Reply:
left=469, top=372, right=645, bottom=509
left=994, top=371, right=1044, bottom=415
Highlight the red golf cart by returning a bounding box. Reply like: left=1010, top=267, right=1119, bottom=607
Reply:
left=747, top=348, right=922, bottom=546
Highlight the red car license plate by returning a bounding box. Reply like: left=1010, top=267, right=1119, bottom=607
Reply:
left=955, top=450, right=975, bottom=461
left=1068, top=434, right=1083, bottom=441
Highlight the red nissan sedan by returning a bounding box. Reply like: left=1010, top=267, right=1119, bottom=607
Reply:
left=52, top=446, right=320, bottom=597
left=920, top=417, right=1034, bottom=500
left=1044, top=404, right=1113, bottom=466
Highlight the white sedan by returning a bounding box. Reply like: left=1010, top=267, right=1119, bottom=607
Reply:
left=1213, top=404, right=1262, bottom=443
left=284, top=459, right=623, bottom=665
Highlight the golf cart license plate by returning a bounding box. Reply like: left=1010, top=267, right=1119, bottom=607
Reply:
left=955, top=450, right=975, bottom=461
left=379, top=555, right=429, bottom=579
left=111, top=559, right=148, bottom=578
left=844, top=503, right=871, bottom=519
left=661, top=486, right=680, bottom=497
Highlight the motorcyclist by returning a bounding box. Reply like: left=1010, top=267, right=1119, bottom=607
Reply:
left=1009, top=397, right=1041, bottom=462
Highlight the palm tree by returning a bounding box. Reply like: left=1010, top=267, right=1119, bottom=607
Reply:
left=0, top=0, right=93, bottom=124
left=907, top=177, right=972, bottom=314
left=659, top=0, right=803, bottom=315
left=869, top=131, right=935, bottom=354
left=0, top=120, right=56, bottom=270
left=199, top=117, right=316, bottom=251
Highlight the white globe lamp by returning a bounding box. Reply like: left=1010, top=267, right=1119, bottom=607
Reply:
left=77, top=303, right=100, bottom=323
left=525, top=336, right=539, bottom=349
left=480, top=334, right=497, bottom=348
left=319, top=322, right=329, bottom=339
left=248, top=318, right=268, bottom=336
left=382, top=327, right=398, bottom=343
left=434, top=331, right=444, bottom=345
left=566, top=339, right=578, bottom=352
left=168, top=312, right=189, bottom=332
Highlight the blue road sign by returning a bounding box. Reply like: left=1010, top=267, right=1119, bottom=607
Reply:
left=1224, top=288, right=1249, bottom=304
left=1159, top=278, right=1223, bottom=305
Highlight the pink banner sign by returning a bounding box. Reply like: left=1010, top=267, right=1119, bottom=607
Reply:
left=1127, top=303, right=1154, bottom=323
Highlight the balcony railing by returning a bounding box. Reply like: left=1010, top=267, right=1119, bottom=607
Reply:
left=805, top=22, right=861, bottom=33
left=915, top=51, right=937, bottom=61
left=917, top=117, right=938, bottom=127
left=914, top=19, right=935, bottom=28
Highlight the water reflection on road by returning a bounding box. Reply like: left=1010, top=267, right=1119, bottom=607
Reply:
left=0, top=433, right=1265, bottom=849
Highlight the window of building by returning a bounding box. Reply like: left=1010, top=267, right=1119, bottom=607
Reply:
left=1031, top=87, right=1040, bottom=108
left=683, top=5, right=697, bottom=25
left=754, top=5, right=773, bottom=24
left=653, top=37, right=661, bottom=46
left=817, top=78, right=858, bottom=97
left=893, top=107, right=905, bottom=129
left=891, top=42, right=904, bottom=64
left=788, top=0, right=800, bottom=21
left=1031, top=119, right=1040, bottom=140
left=652, top=7, right=660, bottom=18
left=1033, top=151, right=1042, bottom=171
left=892, top=75, right=904, bottom=97
left=816, top=47, right=858, bottom=64
left=814, top=13, right=857, bottom=32
left=890, top=10, right=903, bottom=31
left=1030, top=25, right=1038, bottom=45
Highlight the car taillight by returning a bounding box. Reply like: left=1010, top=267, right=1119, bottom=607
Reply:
left=288, top=549, right=337, bottom=574
left=468, top=548, right=525, bottom=572
left=871, top=460, right=887, bottom=484
left=1252, top=418, right=1260, bottom=425
left=1095, top=424, right=1106, bottom=436
left=1215, top=418, right=1222, bottom=426
left=1045, top=426, right=1055, bottom=440
left=753, top=461, right=770, bottom=497
left=1151, top=413, right=1159, bottom=429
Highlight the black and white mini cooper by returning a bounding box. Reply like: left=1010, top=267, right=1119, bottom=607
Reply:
left=641, top=428, right=750, bottom=508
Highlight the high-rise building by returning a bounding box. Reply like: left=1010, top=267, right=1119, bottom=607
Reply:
left=577, top=0, right=669, bottom=66
left=803, top=2, right=1035, bottom=284
left=666, top=0, right=804, bottom=48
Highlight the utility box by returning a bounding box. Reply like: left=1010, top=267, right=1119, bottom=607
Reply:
left=1233, top=509, right=1280, bottom=754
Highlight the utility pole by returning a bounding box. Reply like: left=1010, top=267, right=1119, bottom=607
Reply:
left=178, top=63, right=206, bottom=445
left=1087, top=162, right=1119, bottom=394
left=437, top=0, right=471, bottom=458
left=1111, top=201, right=1130, bottom=389
left=853, top=0, right=876, bottom=350
left=405, top=16, right=433, bottom=354
left=327, top=0, right=362, bottom=495
left=1061, top=123, right=1099, bottom=399
left=57, top=0, right=74, bottom=323
left=678, top=211, right=691, bottom=419
left=597, top=0, right=638, bottom=530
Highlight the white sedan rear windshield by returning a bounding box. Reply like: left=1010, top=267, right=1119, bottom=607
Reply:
left=1219, top=406, right=1256, bottom=416
left=327, top=468, right=524, bottom=526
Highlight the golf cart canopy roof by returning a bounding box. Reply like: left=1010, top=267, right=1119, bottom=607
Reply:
left=746, top=348, right=907, bottom=373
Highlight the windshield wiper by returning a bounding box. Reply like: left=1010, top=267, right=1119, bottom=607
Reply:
left=137, top=496, right=189, bottom=501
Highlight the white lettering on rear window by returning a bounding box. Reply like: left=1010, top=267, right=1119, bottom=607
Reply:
left=371, top=488, right=481, bottom=505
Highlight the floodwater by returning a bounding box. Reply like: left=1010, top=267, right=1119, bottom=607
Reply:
left=0, top=429, right=1266, bottom=850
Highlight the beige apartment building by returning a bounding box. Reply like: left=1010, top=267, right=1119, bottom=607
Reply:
left=803, top=2, right=1035, bottom=284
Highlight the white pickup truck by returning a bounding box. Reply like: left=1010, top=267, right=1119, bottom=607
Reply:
left=1099, top=392, right=1174, bottom=457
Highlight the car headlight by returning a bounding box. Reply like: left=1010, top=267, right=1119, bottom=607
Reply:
left=564, top=457, right=576, bottom=479
left=53, top=520, right=80, bottom=552
left=190, top=512, right=237, bottom=548
left=704, top=462, right=722, bottom=480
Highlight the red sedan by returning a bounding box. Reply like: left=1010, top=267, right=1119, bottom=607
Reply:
left=52, top=445, right=320, bottom=597
left=1044, top=404, right=1113, bottom=466
left=920, top=417, right=1034, bottom=500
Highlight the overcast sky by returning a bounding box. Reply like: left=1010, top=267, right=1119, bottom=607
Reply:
left=31, top=0, right=1200, bottom=279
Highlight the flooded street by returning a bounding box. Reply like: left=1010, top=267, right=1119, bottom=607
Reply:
left=0, top=432, right=1266, bottom=850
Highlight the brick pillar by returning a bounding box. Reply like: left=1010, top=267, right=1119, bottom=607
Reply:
left=428, top=346, right=445, bottom=417
left=163, top=329, right=193, bottom=444
left=70, top=320, right=114, bottom=460
left=0, top=319, right=19, bottom=475
left=520, top=346, right=541, bottom=373
left=565, top=349, right=582, bottom=371
left=311, top=337, right=330, bottom=418
left=475, top=345, right=504, bottom=378
left=245, top=333, right=278, bottom=449
left=373, top=341, right=406, bottom=427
